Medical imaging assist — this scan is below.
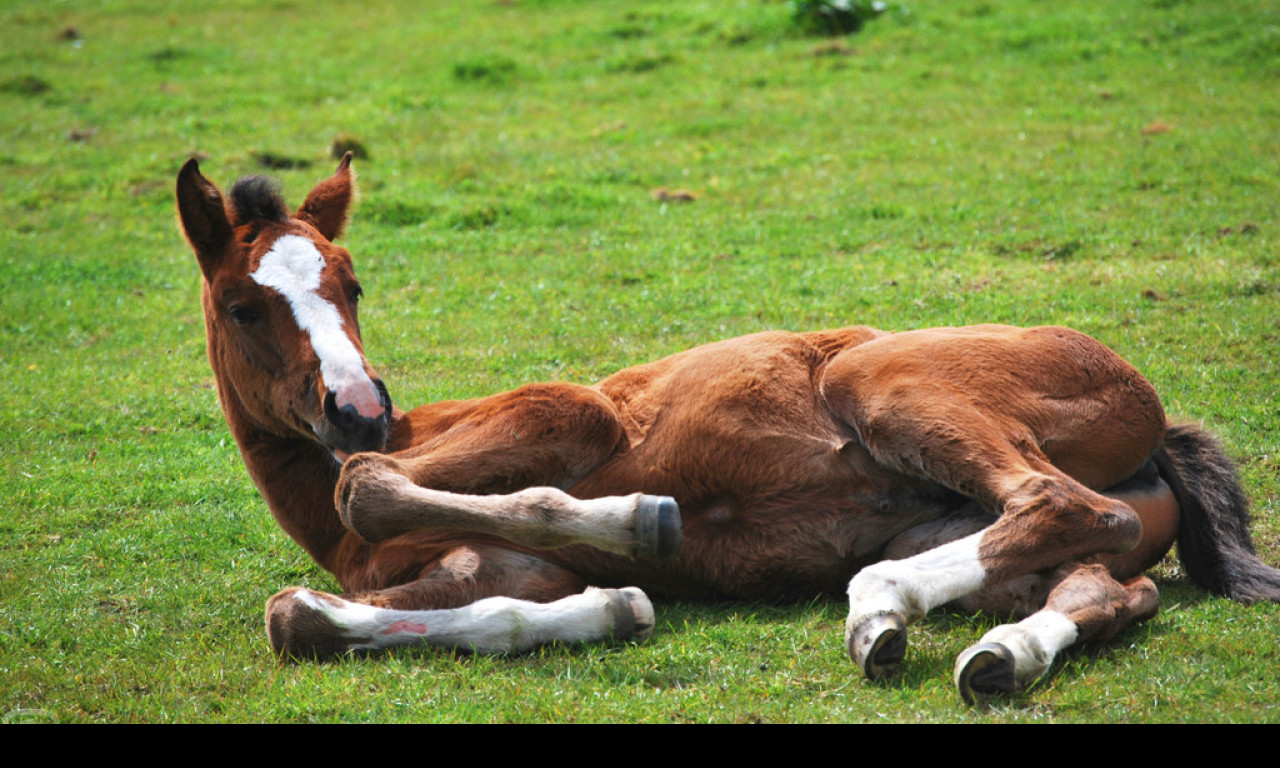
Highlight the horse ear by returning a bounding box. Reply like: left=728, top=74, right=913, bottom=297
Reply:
left=296, top=152, right=356, bottom=242
left=176, top=158, right=234, bottom=282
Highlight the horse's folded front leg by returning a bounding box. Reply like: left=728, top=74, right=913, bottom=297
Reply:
left=336, top=453, right=682, bottom=559
left=266, top=585, right=656, bottom=660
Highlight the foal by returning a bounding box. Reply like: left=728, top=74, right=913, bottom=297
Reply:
left=178, top=155, right=1279, bottom=702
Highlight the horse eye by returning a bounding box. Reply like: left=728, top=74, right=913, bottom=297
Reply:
left=228, top=305, right=260, bottom=325
left=350, top=285, right=364, bottom=304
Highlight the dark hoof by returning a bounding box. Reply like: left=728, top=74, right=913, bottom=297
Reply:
left=634, top=495, right=682, bottom=559
left=265, top=588, right=352, bottom=661
left=954, top=642, right=1016, bottom=706
left=601, top=587, right=655, bottom=642
left=846, top=613, right=907, bottom=680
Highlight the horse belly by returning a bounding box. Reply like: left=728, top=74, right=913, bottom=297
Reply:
left=685, top=486, right=958, bottom=599
left=570, top=335, right=959, bottom=597
left=554, top=471, right=959, bottom=600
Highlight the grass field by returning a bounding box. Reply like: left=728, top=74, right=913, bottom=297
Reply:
left=2, top=0, right=1278, bottom=722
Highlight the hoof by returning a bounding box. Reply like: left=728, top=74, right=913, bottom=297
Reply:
left=846, top=613, right=907, bottom=679
left=334, top=453, right=412, bottom=543
left=634, top=495, right=682, bottom=559
left=265, top=588, right=352, bottom=661
left=601, top=587, right=655, bottom=642
left=954, top=642, right=1016, bottom=706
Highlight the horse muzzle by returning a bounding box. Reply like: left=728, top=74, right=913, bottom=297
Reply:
left=315, top=378, right=393, bottom=458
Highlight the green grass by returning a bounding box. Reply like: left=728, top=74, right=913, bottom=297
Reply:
left=2, top=0, right=1278, bottom=722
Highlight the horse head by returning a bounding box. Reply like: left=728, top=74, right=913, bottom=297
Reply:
left=177, top=154, right=392, bottom=462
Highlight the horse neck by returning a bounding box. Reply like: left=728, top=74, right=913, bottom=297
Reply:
left=205, top=317, right=350, bottom=573
left=233, top=424, right=348, bottom=572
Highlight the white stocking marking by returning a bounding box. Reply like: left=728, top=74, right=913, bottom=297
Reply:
left=847, top=532, right=988, bottom=625
left=294, top=587, right=645, bottom=654
left=975, top=610, right=1078, bottom=687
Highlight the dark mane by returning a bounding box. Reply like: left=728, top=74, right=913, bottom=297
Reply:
left=229, top=175, right=289, bottom=226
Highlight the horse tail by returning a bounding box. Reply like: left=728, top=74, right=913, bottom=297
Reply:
left=1154, top=421, right=1280, bottom=602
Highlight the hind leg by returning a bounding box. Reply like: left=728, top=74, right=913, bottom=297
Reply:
left=867, top=471, right=1177, bottom=696
left=823, top=327, right=1167, bottom=679
left=954, top=563, right=1159, bottom=704
left=879, top=468, right=1178, bottom=619
left=843, top=429, right=1155, bottom=679
left=882, top=507, right=1053, bottom=617
left=266, top=545, right=654, bottom=659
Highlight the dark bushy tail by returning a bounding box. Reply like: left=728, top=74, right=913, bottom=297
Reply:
left=1154, top=422, right=1280, bottom=602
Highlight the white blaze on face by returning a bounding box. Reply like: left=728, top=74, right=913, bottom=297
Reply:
left=250, top=234, right=382, bottom=419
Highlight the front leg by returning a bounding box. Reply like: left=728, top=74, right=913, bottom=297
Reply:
left=267, top=585, right=655, bottom=659
left=337, top=452, right=682, bottom=559
left=267, top=543, right=657, bottom=659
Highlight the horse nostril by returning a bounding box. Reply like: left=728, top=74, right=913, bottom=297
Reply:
left=373, top=379, right=393, bottom=417
left=322, top=387, right=390, bottom=455
left=323, top=390, right=341, bottom=427
left=324, top=389, right=359, bottom=430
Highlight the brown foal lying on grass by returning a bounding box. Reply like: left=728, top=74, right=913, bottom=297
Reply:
left=177, top=156, right=1280, bottom=703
